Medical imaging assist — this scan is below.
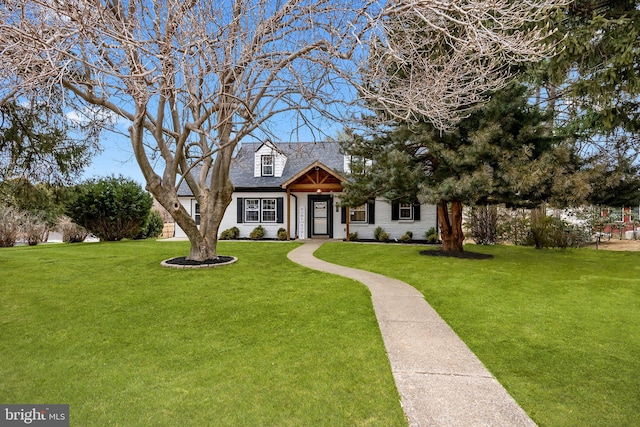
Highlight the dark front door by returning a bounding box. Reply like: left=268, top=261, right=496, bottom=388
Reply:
left=308, top=196, right=332, bottom=238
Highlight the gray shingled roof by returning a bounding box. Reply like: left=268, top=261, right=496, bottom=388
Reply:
left=177, top=141, right=345, bottom=196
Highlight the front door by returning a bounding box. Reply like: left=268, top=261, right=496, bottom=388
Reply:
left=309, top=196, right=332, bottom=238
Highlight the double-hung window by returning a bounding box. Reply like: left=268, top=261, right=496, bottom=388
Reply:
left=349, top=204, right=367, bottom=223
left=245, top=199, right=260, bottom=222
left=243, top=198, right=278, bottom=222
left=261, top=199, right=276, bottom=222
left=261, top=155, right=274, bottom=176
left=399, top=203, right=413, bottom=220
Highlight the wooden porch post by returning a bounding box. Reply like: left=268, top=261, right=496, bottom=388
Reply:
left=286, top=187, right=291, bottom=241
left=346, top=205, right=350, bottom=240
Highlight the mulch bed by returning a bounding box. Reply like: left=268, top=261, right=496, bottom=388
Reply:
left=164, top=256, right=235, bottom=266
left=419, top=249, right=494, bottom=260
left=161, top=255, right=237, bottom=268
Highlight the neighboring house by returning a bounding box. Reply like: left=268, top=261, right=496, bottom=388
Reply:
left=175, top=141, right=437, bottom=240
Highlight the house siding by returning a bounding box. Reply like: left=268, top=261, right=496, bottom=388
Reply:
left=175, top=193, right=437, bottom=241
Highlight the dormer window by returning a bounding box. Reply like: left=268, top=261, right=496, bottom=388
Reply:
left=344, top=155, right=372, bottom=175
left=261, top=155, right=274, bottom=176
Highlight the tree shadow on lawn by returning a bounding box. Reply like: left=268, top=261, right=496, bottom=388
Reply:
left=419, top=249, right=494, bottom=260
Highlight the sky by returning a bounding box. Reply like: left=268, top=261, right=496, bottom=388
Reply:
left=81, top=131, right=146, bottom=185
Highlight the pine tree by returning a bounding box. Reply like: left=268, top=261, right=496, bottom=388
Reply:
left=342, top=84, right=588, bottom=252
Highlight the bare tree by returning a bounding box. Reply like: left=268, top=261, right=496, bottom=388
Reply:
left=361, top=0, right=569, bottom=130
left=0, top=0, right=567, bottom=261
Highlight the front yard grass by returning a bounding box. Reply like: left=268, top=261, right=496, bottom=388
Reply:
left=0, top=240, right=406, bottom=426
left=315, top=242, right=640, bottom=427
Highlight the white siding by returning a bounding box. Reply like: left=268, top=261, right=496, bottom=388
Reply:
left=253, top=143, right=287, bottom=178
left=335, top=197, right=438, bottom=240
left=175, top=194, right=438, bottom=241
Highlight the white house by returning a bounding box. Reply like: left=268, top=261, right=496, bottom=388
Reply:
left=175, top=141, right=437, bottom=240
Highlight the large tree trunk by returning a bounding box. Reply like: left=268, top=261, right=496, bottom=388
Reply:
left=438, top=200, right=464, bottom=252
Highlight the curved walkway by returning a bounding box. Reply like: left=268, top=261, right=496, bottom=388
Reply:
left=288, top=240, right=535, bottom=427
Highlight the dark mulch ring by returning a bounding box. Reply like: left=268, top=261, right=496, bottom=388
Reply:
left=419, top=249, right=494, bottom=260
left=161, top=255, right=237, bottom=269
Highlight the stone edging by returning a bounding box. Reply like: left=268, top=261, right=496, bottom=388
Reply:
left=160, top=256, right=238, bottom=269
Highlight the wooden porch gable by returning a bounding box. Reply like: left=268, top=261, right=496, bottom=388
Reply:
left=281, top=160, right=346, bottom=192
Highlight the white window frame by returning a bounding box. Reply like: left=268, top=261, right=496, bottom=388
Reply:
left=261, top=155, right=274, bottom=176
left=349, top=204, right=367, bottom=223
left=193, top=202, right=200, bottom=225
left=261, top=199, right=277, bottom=222
left=399, top=203, right=413, bottom=220
left=245, top=198, right=260, bottom=222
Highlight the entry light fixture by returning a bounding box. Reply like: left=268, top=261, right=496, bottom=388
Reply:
left=316, top=189, right=322, bottom=194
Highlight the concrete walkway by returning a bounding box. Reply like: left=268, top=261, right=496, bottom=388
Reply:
left=287, top=240, right=535, bottom=427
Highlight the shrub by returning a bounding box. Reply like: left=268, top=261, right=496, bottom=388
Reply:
left=58, top=216, right=89, bottom=243
left=66, top=176, right=153, bottom=241
left=220, top=226, right=240, bottom=240
left=250, top=225, right=266, bottom=240
left=0, top=206, right=25, bottom=247
left=374, top=227, right=390, bottom=242
left=399, top=231, right=413, bottom=243
left=466, top=205, right=500, bottom=245
left=424, top=227, right=438, bottom=243
left=528, top=214, right=576, bottom=249
left=347, top=232, right=359, bottom=242
left=22, top=213, right=48, bottom=246
left=135, top=210, right=164, bottom=239
left=499, top=208, right=530, bottom=245
left=277, top=228, right=287, bottom=240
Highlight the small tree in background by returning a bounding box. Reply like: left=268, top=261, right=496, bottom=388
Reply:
left=66, top=176, right=153, bottom=241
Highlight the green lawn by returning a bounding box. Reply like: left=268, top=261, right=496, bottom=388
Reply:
left=315, top=242, right=640, bottom=427
left=0, top=240, right=406, bottom=426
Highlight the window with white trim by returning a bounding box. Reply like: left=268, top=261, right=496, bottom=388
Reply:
left=399, top=203, right=413, bottom=220
left=261, top=155, right=274, bottom=176
left=261, top=199, right=276, bottom=222
left=194, top=202, right=201, bottom=225
left=245, top=199, right=260, bottom=222
left=349, top=204, right=367, bottom=223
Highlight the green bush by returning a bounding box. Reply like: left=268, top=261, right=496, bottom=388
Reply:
left=66, top=176, right=153, bottom=241
left=347, top=232, right=359, bottom=242
left=220, top=226, right=240, bottom=240
left=527, top=215, right=579, bottom=249
left=277, top=228, right=287, bottom=241
left=250, top=225, right=266, bottom=240
left=374, top=227, right=390, bottom=242
left=399, top=231, right=413, bottom=243
left=135, top=210, right=164, bottom=239
left=424, top=227, right=438, bottom=243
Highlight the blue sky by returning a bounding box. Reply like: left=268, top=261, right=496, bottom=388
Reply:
left=81, top=130, right=147, bottom=185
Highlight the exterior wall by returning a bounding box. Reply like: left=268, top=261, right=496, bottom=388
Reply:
left=175, top=193, right=438, bottom=241
left=253, top=144, right=287, bottom=178
left=336, top=197, right=438, bottom=240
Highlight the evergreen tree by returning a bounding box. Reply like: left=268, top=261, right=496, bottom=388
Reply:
left=0, top=101, right=96, bottom=184
left=342, top=84, right=588, bottom=252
